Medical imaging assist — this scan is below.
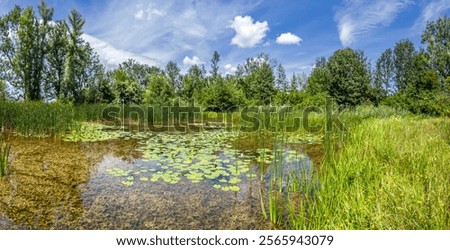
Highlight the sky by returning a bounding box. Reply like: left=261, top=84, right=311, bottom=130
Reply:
left=1, top=0, right=449, bottom=76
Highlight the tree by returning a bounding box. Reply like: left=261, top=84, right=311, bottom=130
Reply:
left=393, top=39, right=416, bottom=92
left=83, top=51, right=113, bottom=103
left=35, top=0, right=54, bottom=100
left=374, top=48, right=395, bottom=96
left=112, top=69, right=143, bottom=104
left=46, top=20, right=68, bottom=99
left=0, top=2, right=54, bottom=101
left=180, top=65, right=206, bottom=102
left=165, top=61, right=181, bottom=94
left=276, top=64, right=288, bottom=92
left=403, top=51, right=439, bottom=97
left=118, top=59, right=161, bottom=88
left=241, top=53, right=276, bottom=105
left=326, top=48, right=371, bottom=107
left=17, top=7, right=40, bottom=100
left=306, top=56, right=329, bottom=95
left=63, top=9, right=89, bottom=103
left=203, top=77, right=245, bottom=111
left=144, top=73, right=174, bottom=106
left=421, top=17, right=450, bottom=84
left=210, top=51, right=220, bottom=79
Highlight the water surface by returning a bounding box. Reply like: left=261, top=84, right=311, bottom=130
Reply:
left=0, top=129, right=322, bottom=229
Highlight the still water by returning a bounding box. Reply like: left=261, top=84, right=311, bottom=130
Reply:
left=0, top=129, right=321, bottom=229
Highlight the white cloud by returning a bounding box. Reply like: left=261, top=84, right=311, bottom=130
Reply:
left=86, top=0, right=258, bottom=67
left=183, top=56, right=204, bottom=66
left=134, top=5, right=166, bottom=21
left=415, top=0, right=450, bottom=28
left=276, top=32, right=302, bottom=45
left=230, top=15, right=269, bottom=48
left=82, top=34, right=159, bottom=68
left=134, top=9, right=144, bottom=20
left=224, top=64, right=237, bottom=74
left=335, top=0, right=412, bottom=46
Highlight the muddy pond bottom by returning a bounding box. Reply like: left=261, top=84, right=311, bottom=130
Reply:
left=0, top=130, right=320, bottom=229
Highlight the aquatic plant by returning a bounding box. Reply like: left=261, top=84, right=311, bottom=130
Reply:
left=0, top=101, right=76, bottom=137
left=63, top=122, right=152, bottom=142
left=105, top=130, right=310, bottom=190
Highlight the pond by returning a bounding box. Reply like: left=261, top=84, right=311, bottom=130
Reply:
left=0, top=126, right=322, bottom=229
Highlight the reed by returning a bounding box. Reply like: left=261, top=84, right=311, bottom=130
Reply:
left=0, top=142, right=11, bottom=176
left=0, top=101, right=76, bottom=136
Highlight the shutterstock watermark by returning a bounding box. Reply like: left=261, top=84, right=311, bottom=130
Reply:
left=101, top=102, right=346, bottom=134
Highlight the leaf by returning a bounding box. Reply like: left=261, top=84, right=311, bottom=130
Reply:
left=121, top=181, right=134, bottom=187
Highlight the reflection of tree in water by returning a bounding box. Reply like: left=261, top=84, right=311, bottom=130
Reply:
left=0, top=137, right=137, bottom=229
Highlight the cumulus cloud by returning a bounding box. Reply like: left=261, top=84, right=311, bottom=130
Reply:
left=230, top=15, right=269, bottom=48
left=335, top=0, right=412, bottom=46
left=183, top=56, right=204, bottom=66
left=276, top=32, right=302, bottom=45
left=82, top=34, right=159, bottom=68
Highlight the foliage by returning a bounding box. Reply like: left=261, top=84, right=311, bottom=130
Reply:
left=143, top=73, right=175, bottom=106
left=118, top=59, right=162, bottom=88
left=241, top=54, right=277, bottom=105
left=306, top=57, right=329, bottom=95
left=393, top=39, right=416, bottom=92
left=421, top=17, right=450, bottom=82
left=46, top=20, right=68, bottom=99
left=180, top=65, right=207, bottom=102
left=325, top=48, right=372, bottom=107
left=165, top=61, right=181, bottom=93
left=0, top=2, right=53, bottom=101
left=373, top=48, right=395, bottom=104
left=112, top=69, right=143, bottom=104
left=202, top=77, right=245, bottom=111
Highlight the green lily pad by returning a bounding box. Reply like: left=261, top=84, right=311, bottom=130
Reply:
left=121, top=180, right=134, bottom=187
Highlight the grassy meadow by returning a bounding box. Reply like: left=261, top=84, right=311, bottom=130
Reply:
left=285, top=116, right=449, bottom=229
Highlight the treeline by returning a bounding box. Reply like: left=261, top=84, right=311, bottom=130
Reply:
left=308, top=19, right=450, bottom=115
left=0, top=1, right=449, bottom=115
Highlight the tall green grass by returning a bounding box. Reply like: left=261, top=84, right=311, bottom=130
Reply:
left=0, top=142, right=11, bottom=176
left=287, top=117, right=449, bottom=229
left=0, top=101, right=76, bottom=136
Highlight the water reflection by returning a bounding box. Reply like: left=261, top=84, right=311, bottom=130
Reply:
left=0, top=132, right=321, bottom=229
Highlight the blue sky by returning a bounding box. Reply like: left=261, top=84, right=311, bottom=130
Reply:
left=1, top=0, right=449, bottom=76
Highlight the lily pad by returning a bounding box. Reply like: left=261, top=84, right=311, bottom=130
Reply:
left=121, top=180, right=134, bottom=187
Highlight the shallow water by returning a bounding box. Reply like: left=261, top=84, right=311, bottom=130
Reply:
left=0, top=130, right=322, bottom=229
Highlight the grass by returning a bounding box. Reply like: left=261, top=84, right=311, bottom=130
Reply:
left=0, top=101, right=76, bottom=137
left=286, top=116, right=450, bottom=229
left=0, top=141, right=11, bottom=177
